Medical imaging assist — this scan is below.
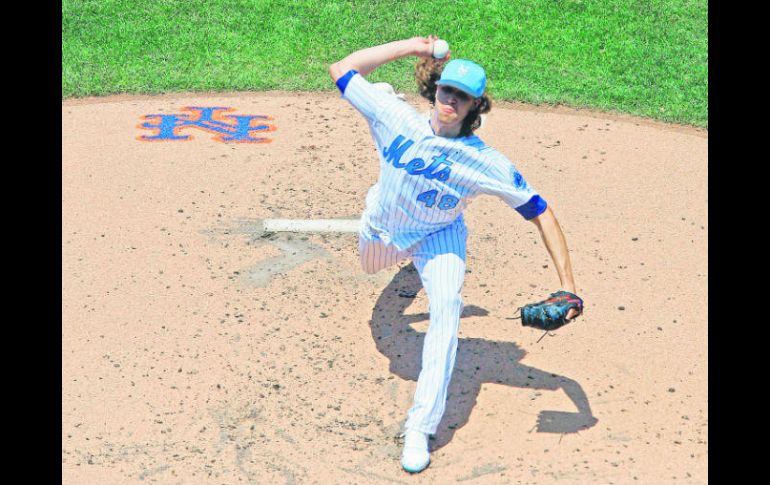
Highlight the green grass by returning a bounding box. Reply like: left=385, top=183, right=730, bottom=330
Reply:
left=62, top=0, right=708, bottom=127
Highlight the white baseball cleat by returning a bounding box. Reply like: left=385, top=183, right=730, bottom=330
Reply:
left=400, top=430, right=430, bottom=473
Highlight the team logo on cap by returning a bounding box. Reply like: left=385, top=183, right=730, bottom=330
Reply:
left=457, top=65, right=470, bottom=77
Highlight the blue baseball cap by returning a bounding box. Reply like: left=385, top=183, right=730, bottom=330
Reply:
left=436, top=59, right=487, bottom=98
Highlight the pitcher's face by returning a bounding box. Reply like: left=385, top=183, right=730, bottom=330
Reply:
left=435, top=85, right=480, bottom=126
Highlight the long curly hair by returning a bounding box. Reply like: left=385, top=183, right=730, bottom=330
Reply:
left=414, top=58, right=492, bottom=137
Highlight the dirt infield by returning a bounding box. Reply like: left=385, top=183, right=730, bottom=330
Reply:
left=62, top=91, right=707, bottom=484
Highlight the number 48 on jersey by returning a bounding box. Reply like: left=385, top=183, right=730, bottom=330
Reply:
left=417, top=190, right=459, bottom=210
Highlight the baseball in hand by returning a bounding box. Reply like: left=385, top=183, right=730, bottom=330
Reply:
left=432, top=39, right=449, bottom=59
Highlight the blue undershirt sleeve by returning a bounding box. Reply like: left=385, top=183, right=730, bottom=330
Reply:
left=514, top=195, right=548, bottom=220
left=335, top=69, right=359, bottom=94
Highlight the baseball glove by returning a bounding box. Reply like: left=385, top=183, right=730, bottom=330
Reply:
left=515, top=291, right=584, bottom=331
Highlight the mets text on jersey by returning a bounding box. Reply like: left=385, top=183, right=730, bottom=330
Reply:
left=382, top=135, right=453, bottom=182
left=137, top=106, right=276, bottom=143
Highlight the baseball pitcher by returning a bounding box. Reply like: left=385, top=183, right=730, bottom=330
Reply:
left=328, top=35, right=583, bottom=474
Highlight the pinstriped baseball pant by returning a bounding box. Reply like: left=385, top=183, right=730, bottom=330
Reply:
left=359, top=217, right=467, bottom=435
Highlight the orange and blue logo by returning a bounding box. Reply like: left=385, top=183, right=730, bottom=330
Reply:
left=137, top=106, right=276, bottom=143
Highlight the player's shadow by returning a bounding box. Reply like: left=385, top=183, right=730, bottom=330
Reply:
left=370, top=262, right=598, bottom=451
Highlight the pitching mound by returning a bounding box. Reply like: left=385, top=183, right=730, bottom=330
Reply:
left=62, top=91, right=707, bottom=484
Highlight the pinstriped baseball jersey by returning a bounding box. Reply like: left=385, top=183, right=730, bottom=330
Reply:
left=337, top=70, right=547, bottom=251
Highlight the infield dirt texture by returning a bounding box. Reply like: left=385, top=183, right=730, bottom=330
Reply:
left=62, top=89, right=707, bottom=484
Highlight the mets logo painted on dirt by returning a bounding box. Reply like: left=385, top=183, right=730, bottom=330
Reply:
left=137, top=106, right=276, bottom=143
